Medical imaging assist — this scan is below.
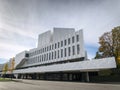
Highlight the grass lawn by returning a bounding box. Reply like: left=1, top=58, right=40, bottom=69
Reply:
left=0, top=78, right=12, bottom=82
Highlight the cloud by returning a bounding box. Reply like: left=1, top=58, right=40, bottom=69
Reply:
left=0, top=0, right=120, bottom=63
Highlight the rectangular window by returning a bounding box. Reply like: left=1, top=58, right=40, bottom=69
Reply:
left=47, top=53, right=48, bottom=60
left=64, top=39, right=67, bottom=46
left=61, top=49, right=63, bottom=58
left=55, top=43, right=57, bottom=49
left=50, top=45, right=51, bottom=50
left=45, top=47, right=46, bottom=52
left=68, top=47, right=71, bottom=56
left=64, top=48, right=67, bottom=57
left=52, top=44, right=54, bottom=50
left=58, top=50, right=59, bottom=58
left=68, top=38, right=70, bottom=45
left=52, top=52, right=53, bottom=60
left=72, top=36, right=75, bottom=43
left=47, top=46, right=49, bottom=51
left=58, top=42, right=60, bottom=48
left=44, top=54, right=46, bottom=61
left=42, top=55, right=44, bottom=61
left=61, top=41, right=63, bottom=47
left=72, top=46, right=75, bottom=55
left=77, top=44, right=80, bottom=54
left=76, top=35, right=79, bottom=42
left=43, top=48, right=44, bottom=53
left=40, top=55, right=41, bottom=62
left=54, top=51, right=56, bottom=59
left=49, top=53, right=51, bottom=60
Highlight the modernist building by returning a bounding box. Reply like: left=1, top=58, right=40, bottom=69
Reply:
left=0, top=28, right=116, bottom=82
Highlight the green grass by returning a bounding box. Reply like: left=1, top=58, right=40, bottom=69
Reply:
left=0, top=78, right=12, bottom=82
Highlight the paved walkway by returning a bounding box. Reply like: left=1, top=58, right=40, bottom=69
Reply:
left=0, top=79, right=120, bottom=90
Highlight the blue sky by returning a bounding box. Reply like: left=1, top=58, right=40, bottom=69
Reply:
left=0, top=0, right=120, bottom=63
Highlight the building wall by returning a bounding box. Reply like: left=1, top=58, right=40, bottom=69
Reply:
left=20, top=28, right=85, bottom=68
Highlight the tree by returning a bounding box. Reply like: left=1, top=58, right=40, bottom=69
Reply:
left=2, top=63, right=8, bottom=75
left=9, top=57, right=15, bottom=79
left=97, top=26, right=120, bottom=66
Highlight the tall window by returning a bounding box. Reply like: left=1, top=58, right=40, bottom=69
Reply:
left=47, top=46, right=49, bottom=51
left=72, top=36, right=75, bottom=43
left=40, top=55, right=41, bottom=62
left=46, top=53, right=48, bottom=60
left=43, top=48, right=44, bottom=53
left=50, top=45, right=51, bottom=50
left=68, top=38, right=70, bottom=45
left=54, top=51, right=56, bottom=59
left=61, top=41, right=63, bottom=47
left=58, top=42, right=60, bottom=48
left=58, top=50, right=59, bottom=58
left=64, top=48, right=67, bottom=57
left=52, top=44, right=54, bottom=50
left=64, top=39, right=67, bottom=46
left=68, top=47, right=71, bottom=56
left=55, top=43, right=57, bottom=49
left=42, top=55, right=44, bottom=61
left=76, top=35, right=79, bottom=42
left=77, top=44, right=80, bottom=54
left=44, top=54, right=46, bottom=61
left=45, top=47, right=46, bottom=52
left=61, top=49, right=63, bottom=58
left=72, top=46, right=75, bottom=55
left=52, top=52, right=53, bottom=60
left=49, top=53, right=51, bottom=60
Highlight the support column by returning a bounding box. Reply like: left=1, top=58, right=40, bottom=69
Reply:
left=86, top=72, right=90, bottom=82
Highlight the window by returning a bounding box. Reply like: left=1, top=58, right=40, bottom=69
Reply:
left=52, top=52, right=53, bottom=60
left=50, top=45, right=51, bottom=50
left=25, top=53, right=29, bottom=57
left=40, top=49, right=42, bottom=53
left=77, top=44, right=80, bottom=54
left=68, top=38, right=70, bottom=45
left=52, top=44, right=54, bottom=50
left=42, top=55, right=44, bottom=61
left=40, top=55, right=41, bottom=62
left=76, top=35, right=79, bottom=42
left=49, top=53, right=51, bottom=60
left=58, top=42, right=60, bottom=48
left=45, top=47, right=46, bottom=52
left=72, top=46, right=75, bottom=55
left=64, top=48, right=67, bottom=57
left=43, top=48, right=44, bottom=53
left=64, top=39, right=67, bottom=46
left=58, top=50, right=59, bottom=58
left=61, top=49, right=63, bottom=58
left=47, top=53, right=48, bottom=60
left=61, top=41, right=63, bottom=47
left=72, top=36, right=75, bottom=43
left=47, top=46, right=49, bottom=51
left=54, top=51, right=56, bottom=59
left=39, top=50, right=40, bottom=54
left=55, top=43, right=57, bottom=49
left=44, top=54, right=46, bottom=61
left=68, top=47, right=71, bottom=56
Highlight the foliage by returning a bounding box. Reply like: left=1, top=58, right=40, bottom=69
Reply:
left=96, top=26, right=120, bottom=66
left=2, top=63, right=8, bottom=74
left=10, top=57, right=15, bottom=73
left=98, top=70, right=112, bottom=76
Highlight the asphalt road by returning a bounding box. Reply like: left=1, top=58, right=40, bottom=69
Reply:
left=0, top=80, right=120, bottom=90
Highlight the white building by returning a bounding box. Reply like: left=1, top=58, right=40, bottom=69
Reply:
left=0, top=28, right=116, bottom=82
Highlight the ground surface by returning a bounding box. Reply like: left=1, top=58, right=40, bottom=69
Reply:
left=0, top=79, right=120, bottom=90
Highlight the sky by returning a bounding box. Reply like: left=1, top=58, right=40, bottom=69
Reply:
left=0, top=0, right=120, bottom=64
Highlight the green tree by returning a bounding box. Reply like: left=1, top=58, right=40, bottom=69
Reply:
left=97, top=26, right=120, bottom=66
